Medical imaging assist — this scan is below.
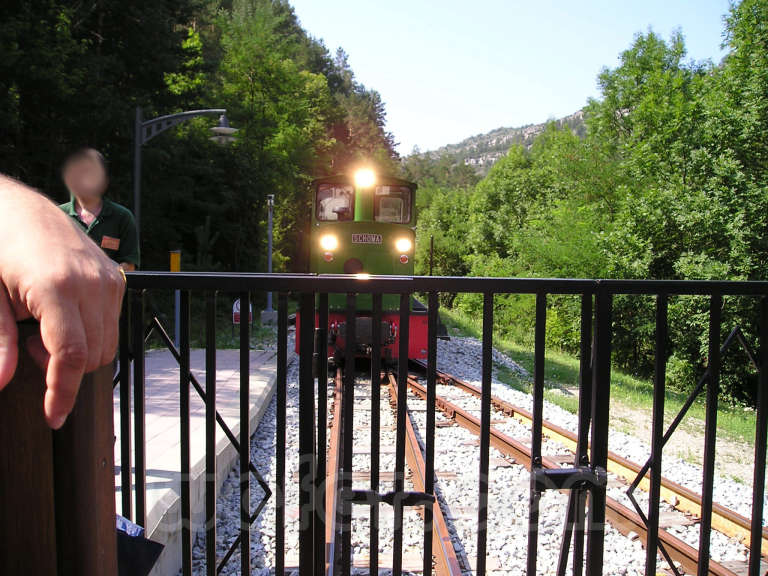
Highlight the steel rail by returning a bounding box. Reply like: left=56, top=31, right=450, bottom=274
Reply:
left=386, top=373, right=464, bottom=576
left=325, top=368, right=344, bottom=576
left=405, top=375, right=740, bottom=576
left=412, top=360, right=768, bottom=557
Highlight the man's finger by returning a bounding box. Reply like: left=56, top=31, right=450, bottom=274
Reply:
left=25, top=332, right=50, bottom=373
left=39, top=301, right=88, bottom=429
left=0, top=283, right=18, bottom=390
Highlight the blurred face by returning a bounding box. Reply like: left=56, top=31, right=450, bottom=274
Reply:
left=63, top=156, right=107, bottom=200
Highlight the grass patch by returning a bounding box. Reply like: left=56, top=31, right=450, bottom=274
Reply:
left=441, top=307, right=757, bottom=445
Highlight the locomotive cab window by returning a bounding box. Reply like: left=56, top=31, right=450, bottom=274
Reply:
left=317, top=184, right=354, bottom=221
left=374, top=186, right=412, bottom=223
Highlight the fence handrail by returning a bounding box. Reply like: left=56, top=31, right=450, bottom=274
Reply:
left=125, top=271, right=768, bottom=295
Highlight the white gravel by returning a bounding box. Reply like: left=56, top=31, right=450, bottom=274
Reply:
left=433, top=336, right=756, bottom=570
left=407, top=389, right=648, bottom=575
left=437, top=336, right=762, bottom=514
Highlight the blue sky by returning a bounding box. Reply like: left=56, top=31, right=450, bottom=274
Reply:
left=289, top=1, right=731, bottom=154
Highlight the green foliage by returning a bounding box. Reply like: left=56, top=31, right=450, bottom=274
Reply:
left=164, top=29, right=207, bottom=98
left=402, top=152, right=480, bottom=191
left=0, top=0, right=398, bottom=274
left=408, top=1, right=768, bottom=405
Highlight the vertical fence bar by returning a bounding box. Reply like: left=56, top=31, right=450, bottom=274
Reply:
left=476, top=292, right=494, bottom=576
left=574, top=292, right=593, bottom=576
left=393, top=292, right=410, bottom=576
left=576, top=292, right=594, bottom=466
left=749, top=297, right=768, bottom=576
left=205, top=292, right=217, bottom=576
left=131, top=288, right=146, bottom=527
left=558, top=492, right=579, bottom=576
left=576, top=292, right=594, bottom=575
left=314, top=294, right=328, bottom=575
left=645, top=294, right=668, bottom=576
left=586, top=287, right=612, bottom=576
left=698, top=293, right=722, bottom=576
left=526, top=292, right=547, bottom=576
left=423, top=291, right=439, bottom=574
left=180, top=290, right=192, bottom=576
left=119, top=296, right=132, bottom=520
left=341, top=293, right=356, bottom=576
left=239, top=291, right=251, bottom=576
left=314, top=293, right=328, bottom=575
left=370, top=293, right=382, bottom=576
left=276, top=293, right=289, bottom=576
left=299, top=292, right=316, bottom=576
left=559, top=292, right=592, bottom=576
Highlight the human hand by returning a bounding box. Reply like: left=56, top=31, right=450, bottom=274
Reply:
left=0, top=175, right=126, bottom=428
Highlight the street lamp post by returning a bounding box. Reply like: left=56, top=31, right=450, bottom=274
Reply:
left=266, top=194, right=274, bottom=311
left=133, top=106, right=236, bottom=348
left=261, top=194, right=277, bottom=325
left=133, top=106, right=233, bottom=247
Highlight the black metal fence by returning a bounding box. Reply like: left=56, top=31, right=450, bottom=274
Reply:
left=116, top=273, right=768, bottom=576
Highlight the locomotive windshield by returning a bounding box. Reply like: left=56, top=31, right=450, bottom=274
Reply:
left=317, top=184, right=354, bottom=221
left=374, top=186, right=412, bottom=223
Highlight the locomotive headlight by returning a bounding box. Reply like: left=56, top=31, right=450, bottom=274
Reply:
left=354, top=168, right=376, bottom=188
left=395, top=237, right=412, bottom=253
left=320, top=234, right=338, bottom=251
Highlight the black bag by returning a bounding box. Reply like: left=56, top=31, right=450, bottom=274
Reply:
left=116, top=515, right=164, bottom=576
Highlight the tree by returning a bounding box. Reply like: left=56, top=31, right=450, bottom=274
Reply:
left=0, top=0, right=400, bottom=275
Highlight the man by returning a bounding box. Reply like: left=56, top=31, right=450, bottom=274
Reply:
left=60, top=148, right=139, bottom=270
left=0, top=173, right=125, bottom=429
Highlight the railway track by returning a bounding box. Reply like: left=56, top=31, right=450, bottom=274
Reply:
left=411, top=359, right=768, bottom=558
left=324, top=368, right=463, bottom=576
left=406, top=361, right=760, bottom=576
left=321, top=361, right=759, bottom=575
left=386, top=373, right=464, bottom=576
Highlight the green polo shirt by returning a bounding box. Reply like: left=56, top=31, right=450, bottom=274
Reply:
left=60, top=198, right=140, bottom=267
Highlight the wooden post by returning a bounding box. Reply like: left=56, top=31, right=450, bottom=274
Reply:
left=0, top=323, right=117, bottom=575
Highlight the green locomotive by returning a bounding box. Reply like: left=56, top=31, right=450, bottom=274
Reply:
left=295, top=169, right=428, bottom=361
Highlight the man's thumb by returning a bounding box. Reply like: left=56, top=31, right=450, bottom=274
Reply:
left=0, top=283, right=19, bottom=390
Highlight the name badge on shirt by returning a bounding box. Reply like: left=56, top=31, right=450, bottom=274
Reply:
left=101, top=235, right=120, bottom=250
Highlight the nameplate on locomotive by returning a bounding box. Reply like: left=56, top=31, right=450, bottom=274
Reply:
left=351, top=233, right=382, bottom=244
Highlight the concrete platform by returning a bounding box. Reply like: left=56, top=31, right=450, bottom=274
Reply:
left=114, top=347, right=277, bottom=576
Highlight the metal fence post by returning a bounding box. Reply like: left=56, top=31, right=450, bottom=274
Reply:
left=341, top=293, right=357, bottom=576
left=179, top=290, right=192, bottom=576
left=299, top=292, right=316, bottom=576
left=526, top=292, right=547, bottom=576
left=698, top=294, right=722, bottom=576
left=119, top=296, right=132, bottom=520
left=132, top=289, right=147, bottom=527
left=277, top=293, right=289, bottom=576
left=645, top=294, right=668, bottom=575
left=586, top=286, right=612, bottom=576
left=205, top=292, right=217, bottom=576
left=749, top=297, right=768, bottom=575
left=239, top=291, right=251, bottom=575
left=393, top=293, right=411, bottom=576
